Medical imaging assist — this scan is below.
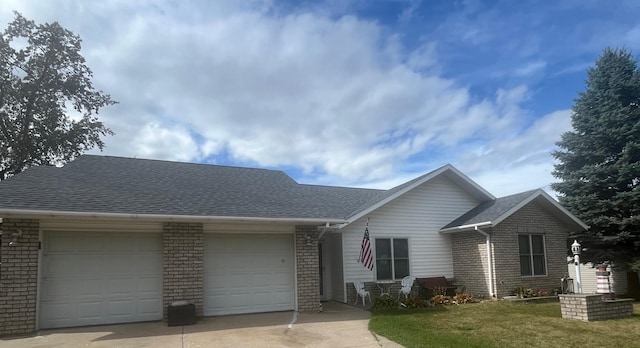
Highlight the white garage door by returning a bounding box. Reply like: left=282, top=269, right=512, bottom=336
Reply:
left=204, top=234, right=295, bottom=316
left=40, top=232, right=162, bottom=329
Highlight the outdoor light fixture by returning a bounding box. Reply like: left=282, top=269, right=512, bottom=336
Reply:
left=306, top=233, right=313, bottom=246
left=571, top=240, right=582, bottom=293
left=9, top=228, right=23, bottom=246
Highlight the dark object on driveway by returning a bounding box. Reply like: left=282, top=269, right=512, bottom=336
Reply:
left=168, top=301, right=196, bottom=326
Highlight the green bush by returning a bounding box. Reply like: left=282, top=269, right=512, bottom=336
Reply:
left=371, top=295, right=399, bottom=309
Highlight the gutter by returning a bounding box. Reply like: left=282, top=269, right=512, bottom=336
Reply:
left=317, top=222, right=341, bottom=239
left=475, top=226, right=495, bottom=298
left=0, top=209, right=348, bottom=225
left=440, top=221, right=492, bottom=234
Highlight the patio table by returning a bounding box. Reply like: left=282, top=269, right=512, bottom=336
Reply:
left=374, top=279, right=395, bottom=297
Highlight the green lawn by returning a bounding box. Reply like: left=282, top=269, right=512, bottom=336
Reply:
left=369, top=301, right=640, bottom=348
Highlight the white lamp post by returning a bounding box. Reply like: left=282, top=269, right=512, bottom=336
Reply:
left=571, top=240, right=582, bottom=294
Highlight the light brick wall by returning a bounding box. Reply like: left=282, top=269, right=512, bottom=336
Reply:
left=295, top=226, right=320, bottom=311
left=559, top=294, right=634, bottom=321
left=492, top=201, right=570, bottom=298
left=452, top=231, right=490, bottom=298
left=452, top=201, right=571, bottom=299
left=0, top=219, right=39, bottom=336
left=163, top=222, right=204, bottom=319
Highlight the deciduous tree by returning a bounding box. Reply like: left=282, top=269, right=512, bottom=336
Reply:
left=0, top=12, right=115, bottom=180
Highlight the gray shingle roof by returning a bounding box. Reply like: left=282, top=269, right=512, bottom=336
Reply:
left=0, top=155, right=385, bottom=220
left=441, top=189, right=539, bottom=229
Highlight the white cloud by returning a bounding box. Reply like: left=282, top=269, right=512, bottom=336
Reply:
left=514, top=61, right=547, bottom=77
left=129, top=123, right=200, bottom=162
left=457, top=109, right=572, bottom=196
left=1, top=1, right=578, bottom=195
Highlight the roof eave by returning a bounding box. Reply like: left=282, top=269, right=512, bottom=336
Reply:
left=0, top=209, right=347, bottom=225
left=439, top=221, right=493, bottom=234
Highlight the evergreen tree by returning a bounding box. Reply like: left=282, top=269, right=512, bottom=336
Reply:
left=552, top=48, right=640, bottom=271
left=0, top=12, right=115, bottom=180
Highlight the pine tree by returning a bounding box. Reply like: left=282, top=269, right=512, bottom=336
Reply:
left=552, top=48, right=640, bottom=272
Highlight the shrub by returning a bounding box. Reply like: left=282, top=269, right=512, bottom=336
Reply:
left=401, top=296, right=431, bottom=308
left=430, top=294, right=451, bottom=306
left=452, top=292, right=474, bottom=304
left=372, top=295, right=399, bottom=309
left=511, top=287, right=552, bottom=298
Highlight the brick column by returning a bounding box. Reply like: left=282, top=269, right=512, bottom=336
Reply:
left=0, top=219, right=39, bottom=336
left=162, top=222, right=204, bottom=319
left=295, top=225, right=320, bottom=311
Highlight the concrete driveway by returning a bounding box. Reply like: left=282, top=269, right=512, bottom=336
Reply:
left=1, top=302, right=403, bottom=348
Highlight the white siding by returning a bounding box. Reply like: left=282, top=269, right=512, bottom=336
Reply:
left=343, top=175, right=479, bottom=283
left=567, top=260, right=628, bottom=294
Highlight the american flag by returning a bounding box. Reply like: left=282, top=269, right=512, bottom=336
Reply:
left=359, top=219, right=374, bottom=270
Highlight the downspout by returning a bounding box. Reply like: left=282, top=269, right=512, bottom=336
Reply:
left=318, top=222, right=330, bottom=240
left=475, top=226, right=495, bottom=298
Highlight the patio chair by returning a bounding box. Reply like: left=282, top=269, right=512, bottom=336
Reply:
left=398, top=276, right=415, bottom=301
left=353, top=281, right=371, bottom=306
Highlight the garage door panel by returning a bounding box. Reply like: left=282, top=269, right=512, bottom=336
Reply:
left=108, top=236, right=136, bottom=251
left=44, top=256, right=76, bottom=276
left=204, top=234, right=294, bottom=316
left=42, top=303, right=72, bottom=321
left=78, top=235, right=105, bottom=252
left=108, top=300, right=134, bottom=316
left=47, top=236, right=75, bottom=253
left=41, top=232, right=162, bottom=329
left=75, top=256, right=107, bottom=275
left=139, top=277, right=162, bottom=293
left=139, top=298, right=161, bottom=315
left=77, top=302, right=102, bottom=319
left=41, top=278, right=76, bottom=301
left=108, top=277, right=136, bottom=295
left=76, top=278, right=105, bottom=298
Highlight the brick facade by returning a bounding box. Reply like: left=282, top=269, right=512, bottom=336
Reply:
left=295, top=225, right=321, bottom=311
left=452, top=201, right=571, bottom=299
left=0, top=219, right=321, bottom=336
left=0, top=219, right=39, bottom=336
left=452, top=231, right=490, bottom=298
left=162, top=222, right=204, bottom=319
left=559, top=294, right=634, bottom=321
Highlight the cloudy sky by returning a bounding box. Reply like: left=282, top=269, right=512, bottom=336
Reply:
left=2, top=0, right=639, bottom=197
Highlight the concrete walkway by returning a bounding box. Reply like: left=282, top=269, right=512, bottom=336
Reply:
left=1, top=302, right=403, bottom=348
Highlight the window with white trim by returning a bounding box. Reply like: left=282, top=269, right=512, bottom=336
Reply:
left=519, top=234, right=547, bottom=276
left=375, top=238, right=409, bottom=280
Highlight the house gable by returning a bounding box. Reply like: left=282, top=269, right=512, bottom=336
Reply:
left=441, top=189, right=588, bottom=233
left=343, top=164, right=495, bottom=226
left=451, top=198, right=582, bottom=298
left=342, top=174, right=483, bottom=284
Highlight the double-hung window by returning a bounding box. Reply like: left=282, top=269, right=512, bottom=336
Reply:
left=375, top=238, right=409, bottom=280
left=519, top=234, right=547, bottom=276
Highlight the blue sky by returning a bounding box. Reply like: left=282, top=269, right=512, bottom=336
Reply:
left=2, top=0, right=639, bottom=196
